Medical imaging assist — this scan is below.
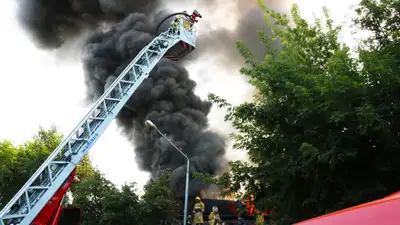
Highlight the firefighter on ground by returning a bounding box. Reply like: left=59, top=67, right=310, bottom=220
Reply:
left=208, top=206, right=222, bottom=225
left=193, top=196, right=205, bottom=224
left=256, top=210, right=265, bottom=225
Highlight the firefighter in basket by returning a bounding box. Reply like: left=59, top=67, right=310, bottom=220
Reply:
left=169, top=10, right=186, bottom=34
left=170, top=9, right=202, bottom=33
left=189, top=10, right=202, bottom=23
left=193, top=196, right=205, bottom=224
left=209, top=206, right=224, bottom=225
left=186, top=9, right=202, bottom=29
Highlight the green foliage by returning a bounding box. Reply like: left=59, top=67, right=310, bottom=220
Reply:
left=354, top=0, right=400, bottom=50
left=101, top=184, right=142, bottom=224
left=0, top=126, right=63, bottom=208
left=0, top=140, right=17, bottom=206
left=141, top=172, right=181, bottom=225
left=207, top=0, right=400, bottom=224
left=72, top=171, right=180, bottom=225
left=70, top=171, right=117, bottom=225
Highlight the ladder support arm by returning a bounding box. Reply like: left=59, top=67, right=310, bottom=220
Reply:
left=0, top=31, right=185, bottom=225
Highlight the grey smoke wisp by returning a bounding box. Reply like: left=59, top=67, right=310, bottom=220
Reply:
left=16, top=0, right=291, bottom=195
left=185, top=0, right=292, bottom=64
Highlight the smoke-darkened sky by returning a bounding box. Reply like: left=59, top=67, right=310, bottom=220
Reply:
left=15, top=0, right=292, bottom=195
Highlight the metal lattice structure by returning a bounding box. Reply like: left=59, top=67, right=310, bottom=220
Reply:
left=0, top=18, right=197, bottom=225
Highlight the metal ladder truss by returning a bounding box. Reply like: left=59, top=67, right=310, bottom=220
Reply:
left=0, top=31, right=181, bottom=225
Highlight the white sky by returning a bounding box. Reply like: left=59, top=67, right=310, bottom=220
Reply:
left=0, top=0, right=361, bottom=191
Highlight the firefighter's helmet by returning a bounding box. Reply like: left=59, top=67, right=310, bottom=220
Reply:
left=193, top=9, right=202, bottom=18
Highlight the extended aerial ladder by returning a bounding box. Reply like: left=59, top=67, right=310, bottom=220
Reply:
left=0, top=11, right=201, bottom=225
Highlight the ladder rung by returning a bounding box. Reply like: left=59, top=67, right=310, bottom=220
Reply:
left=73, top=138, right=87, bottom=141
left=120, top=80, right=134, bottom=84
left=71, top=138, right=87, bottom=142
left=29, top=186, right=49, bottom=190
left=105, top=97, right=120, bottom=101
left=2, top=214, right=28, bottom=220
left=50, top=161, right=69, bottom=165
left=89, top=116, right=106, bottom=121
left=146, top=49, right=159, bottom=54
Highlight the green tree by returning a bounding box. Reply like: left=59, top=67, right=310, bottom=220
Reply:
left=0, top=126, right=98, bottom=210
left=0, top=126, right=63, bottom=208
left=71, top=171, right=180, bottom=225
left=101, top=184, right=143, bottom=225
left=141, top=172, right=181, bottom=225
left=71, top=170, right=126, bottom=225
left=207, top=0, right=400, bottom=224
left=0, top=140, right=17, bottom=206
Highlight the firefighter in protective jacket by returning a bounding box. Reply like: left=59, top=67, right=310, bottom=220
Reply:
left=208, top=206, right=221, bottom=225
left=193, top=196, right=205, bottom=224
left=190, top=9, right=202, bottom=23
left=256, top=211, right=265, bottom=225
left=169, top=10, right=187, bottom=34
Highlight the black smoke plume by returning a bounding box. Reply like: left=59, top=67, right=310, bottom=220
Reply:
left=16, top=0, right=291, bottom=195
left=82, top=12, right=227, bottom=195
left=16, top=0, right=162, bottom=48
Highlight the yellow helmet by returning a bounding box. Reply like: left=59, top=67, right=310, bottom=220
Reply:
left=195, top=196, right=201, bottom=200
